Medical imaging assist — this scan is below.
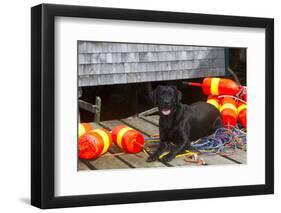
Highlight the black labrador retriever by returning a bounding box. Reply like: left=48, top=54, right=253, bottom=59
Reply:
left=147, top=85, right=222, bottom=163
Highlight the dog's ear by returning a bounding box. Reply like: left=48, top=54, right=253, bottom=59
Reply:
left=177, top=90, right=182, bottom=104
left=172, top=86, right=182, bottom=104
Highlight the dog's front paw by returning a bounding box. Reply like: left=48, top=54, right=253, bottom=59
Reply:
left=161, top=153, right=176, bottom=163
left=146, top=154, right=158, bottom=162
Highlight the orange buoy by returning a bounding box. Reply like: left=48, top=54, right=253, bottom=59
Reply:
left=237, top=101, right=247, bottom=128
left=78, top=123, right=94, bottom=138
left=187, top=77, right=241, bottom=96
left=206, top=95, right=221, bottom=110
left=220, top=97, right=237, bottom=128
left=111, top=125, right=145, bottom=153
left=78, top=129, right=112, bottom=160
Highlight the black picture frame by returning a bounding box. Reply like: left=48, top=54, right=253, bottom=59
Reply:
left=31, top=3, right=274, bottom=209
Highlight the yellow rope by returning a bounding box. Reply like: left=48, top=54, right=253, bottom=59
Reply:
left=143, top=139, right=197, bottom=160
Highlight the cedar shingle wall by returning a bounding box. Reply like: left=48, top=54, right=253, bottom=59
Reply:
left=78, top=42, right=226, bottom=86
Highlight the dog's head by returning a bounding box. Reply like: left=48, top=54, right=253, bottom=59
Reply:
left=151, top=85, right=182, bottom=116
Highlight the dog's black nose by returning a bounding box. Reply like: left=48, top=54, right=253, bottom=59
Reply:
left=163, top=100, right=170, bottom=105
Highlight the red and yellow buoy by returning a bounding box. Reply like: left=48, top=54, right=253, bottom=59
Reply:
left=220, top=97, right=237, bottom=128
left=187, top=77, right=241, bottom=96
left=111, top=125, right=145, bottom=153
left=78, top=128, right=112, bottom=160
left=237, top=101, right=247, bottom=128
left=78, top=123, right=94, bottom=138
left=206, top=95, right=221, bottom=110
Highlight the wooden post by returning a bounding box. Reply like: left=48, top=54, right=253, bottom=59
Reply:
left=94, top=96, right=101, bottom=123
left=78, top=87, right=82, bottom=98
left=78, top=96, right=102, bottom=123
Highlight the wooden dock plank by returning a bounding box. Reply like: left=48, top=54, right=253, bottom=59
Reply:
left=78, top=160, right=91, bottom=170
left=109, top=145, right=167, bottom=168
left=99, top=120, right=124, bottom=130
left=221, top=149, right=247, bottom=164
left=84, top=155, right=132, bottom=170
left=199, top=154, right=236, bottom=165
left=121, top=117, right=159, bottom=137
left=140, top=115, right=159, bottom=126
left=90, top=122, right=103, bottom=129
left=100, top=120, right=167, bottom=168
left=112, top=146, right=166, bottom=168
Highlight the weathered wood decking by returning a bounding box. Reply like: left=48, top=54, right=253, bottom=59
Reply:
left=78, top=115, right=246, bottom=171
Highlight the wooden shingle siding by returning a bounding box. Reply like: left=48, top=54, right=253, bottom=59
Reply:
left=79, top=59, right=225, bottom=75
left=78, top=42, right=222, bottom=53
left=78, top=41, right=226, bottom=86
left=79, top=68, right=224, bottom=86
left=78, top=50, right=224, bottom=64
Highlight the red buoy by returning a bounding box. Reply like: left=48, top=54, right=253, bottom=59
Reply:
left=220, top=97, right=237, bottom=128
left=206, top=95, right=221, bottom=110
left=78, top=129, right=112, bottom=160
left=111, top=125, right=145, bottom=153
left=78, top=123, right=94, bottom=138
left=188, top=77, right=240, bottom=96
left=237, top=101, right=247, bottom=128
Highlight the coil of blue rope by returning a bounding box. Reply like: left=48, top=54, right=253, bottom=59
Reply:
left=190, top=126, right=246, bottom=155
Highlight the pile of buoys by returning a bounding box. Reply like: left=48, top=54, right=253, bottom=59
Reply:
left=77, top=123, right=145, bottom=160
left=185, top=77, right=247, bottom=154
left=186, top=77, right=247, bottom=129
left=111, top=125, right=145, bottom=153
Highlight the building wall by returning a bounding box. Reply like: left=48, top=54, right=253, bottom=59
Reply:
left=78, top=41, right=227, bottom=86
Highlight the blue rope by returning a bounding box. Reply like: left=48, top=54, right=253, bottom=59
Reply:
left=191, top=126, right=246, bottom=155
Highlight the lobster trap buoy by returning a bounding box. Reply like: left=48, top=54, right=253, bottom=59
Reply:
left=220, top=97, right=237, bottom=128
left=187, top=77, right=241, bottom=96
left=78, top=129, right=112, bottom=160
left=206, top=95, right=221, bottom=110
left=78, top=123, right=94, bottom=138
left=111, top=125, right=145, bottom=153
left=237, top=101, right=247, bottom=128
